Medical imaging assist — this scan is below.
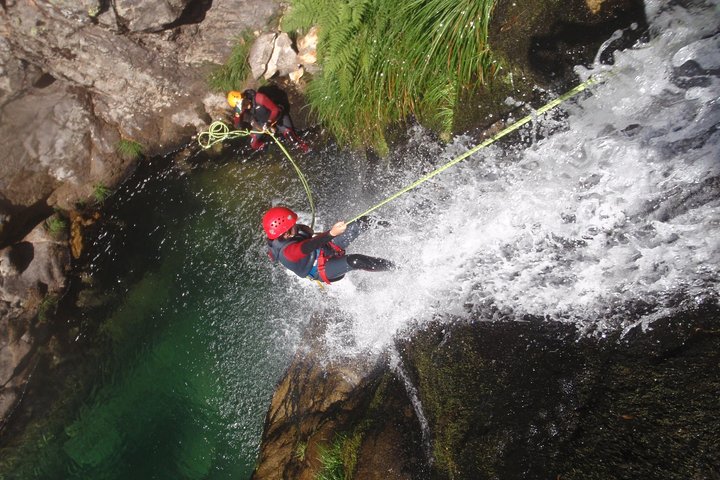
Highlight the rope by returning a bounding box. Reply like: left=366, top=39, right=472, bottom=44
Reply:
left=197, top=121, right=316, bottom=228
left=345, top=75, right=603, bottom=225
left=266, top=131, right=316, bottom=228
left=197, top=121, right=251, bottom=149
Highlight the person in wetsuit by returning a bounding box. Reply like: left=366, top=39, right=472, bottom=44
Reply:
left=263, top=206, right=394, bottom=284
left=227, top=90, right=309, bottom=153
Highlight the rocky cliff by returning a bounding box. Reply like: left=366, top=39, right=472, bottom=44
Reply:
left=0, top=0, right=284, bottom=431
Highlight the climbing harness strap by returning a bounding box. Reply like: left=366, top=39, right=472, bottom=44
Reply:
left=316, top=242, right=345, bottom=284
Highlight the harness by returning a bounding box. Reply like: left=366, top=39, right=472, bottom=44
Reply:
left=312, top=242, right=345, bottom=284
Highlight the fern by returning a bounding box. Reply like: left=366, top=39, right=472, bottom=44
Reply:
left=285, top=0, right=495, bottom=152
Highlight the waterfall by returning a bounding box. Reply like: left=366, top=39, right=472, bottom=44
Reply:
left=312, top=0, right=720, bottom=354
left=390, top=349, right=434, bottom=466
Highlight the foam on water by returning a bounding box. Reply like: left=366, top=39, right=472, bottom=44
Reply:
left=314, top=0, right=720, bottom=355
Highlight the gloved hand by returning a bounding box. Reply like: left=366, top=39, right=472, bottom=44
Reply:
left=263, top=122, right=277, bottom=134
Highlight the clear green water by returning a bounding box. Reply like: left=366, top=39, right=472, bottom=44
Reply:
left=1, top=147, right=330, bottom=479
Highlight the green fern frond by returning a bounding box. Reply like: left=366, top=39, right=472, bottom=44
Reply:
left=285, top=0, right=496, bottom=152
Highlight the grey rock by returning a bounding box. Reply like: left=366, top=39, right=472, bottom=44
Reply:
left=115, top=0, right=190, bottom=32
left=248, top=32, right=278, bottom=80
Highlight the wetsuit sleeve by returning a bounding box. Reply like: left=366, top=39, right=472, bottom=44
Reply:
left=254, top=93, right=281, bottom=124
left=282, top=232, right=335, bottom=262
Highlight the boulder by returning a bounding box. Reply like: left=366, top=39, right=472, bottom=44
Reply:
left=248, top=32, right=299, bottom=81
left=252, top=315, right=426, bottom=479
left=114, top=0, right=190, bottom=32
left=296, top=26, right=319, bottom=74
left=0, top=223, right=70, bottom=308
left=248, top=32, right=279, bottom=80
left=266, top=32, right=298, bottom=79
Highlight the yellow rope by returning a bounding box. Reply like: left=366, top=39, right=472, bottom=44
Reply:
left=345, top=75, right=603, bottom=224
left=197, top=121, right=316, bottom=228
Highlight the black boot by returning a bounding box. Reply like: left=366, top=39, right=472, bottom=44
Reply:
left=356, top=215, right=391, bottom=231
left=347, top=254, right=396, bottom=272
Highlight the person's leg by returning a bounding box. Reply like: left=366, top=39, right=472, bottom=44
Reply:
left=322, top=254, right=395, bottom=282
left=277, top=114, right=309, bottom=153
left=249, top=133, right=267, bottom=151
left=346, top=254, right=395, bottom=271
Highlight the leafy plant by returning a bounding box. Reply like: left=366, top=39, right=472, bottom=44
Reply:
left=208, top=30, right=256, bottom=92
left=295, top=441, right=307, bottom=461
left=115, top=139, right=144, bottom=161
left=45, top=214, right=68, bottom=237
left=316, top=433, right=362, bottom=480
left=93, top=184, right=112, bottom=203
left=284, top=0, right=496, bottom=153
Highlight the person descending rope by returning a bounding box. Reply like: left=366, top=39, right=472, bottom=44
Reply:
left=263, top=206, right=394, bottom=284
left=227, top=90, right=309, bottom=153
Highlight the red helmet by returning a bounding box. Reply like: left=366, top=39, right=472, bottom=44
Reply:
left=262, top=206, right=298, bottom=240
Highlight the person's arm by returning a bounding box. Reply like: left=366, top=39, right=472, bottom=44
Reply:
left=254, top=93, right=282, bottom=125
left=282, top=222, right=347, bottom=261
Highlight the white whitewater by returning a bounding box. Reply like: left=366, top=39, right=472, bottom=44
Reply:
left=305, top=0, right=720, bottom=355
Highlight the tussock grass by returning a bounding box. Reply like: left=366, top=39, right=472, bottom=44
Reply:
left=45, top=214, right=68, bottom=237
left=208, top=31, right=256, bottom=92
left=284, top=0, right=495, bottom=153
left=316, top=433, right=362, bottom=480
left=115, top=139, right=144, bottom=161
left=93, top=184, right=112, bottom=203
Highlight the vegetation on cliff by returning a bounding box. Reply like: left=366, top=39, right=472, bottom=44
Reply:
left=281, top=0, right=495, bottom=154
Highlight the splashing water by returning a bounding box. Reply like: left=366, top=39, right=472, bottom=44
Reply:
left=3, top=1, right=718, bottom=478
left=313, top=0, right=720, bottom=354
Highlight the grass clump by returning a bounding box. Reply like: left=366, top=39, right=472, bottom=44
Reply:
left=93, top=184, right=112, bottom=203
left=115, top=139, right=144, bottom=161
left=208, top=31, right=256, bottom=92
left=45, top=214, right=68, bottom=238
left=316, top=433, right=362, bottom=480
left=38, top=294, right=59, bottom=323
left=283, top=0, right=495, bottom=153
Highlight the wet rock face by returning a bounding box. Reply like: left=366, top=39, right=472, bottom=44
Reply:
left=0, top=222, right=70, bottom=427
left=252, top=315, right=426, bottom=480
left=397, top=304, right=720, bottom=480
left=0, top=0, right=280, bottom=244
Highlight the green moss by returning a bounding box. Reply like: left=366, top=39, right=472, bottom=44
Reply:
left=38, top=294, right=59, bottom=323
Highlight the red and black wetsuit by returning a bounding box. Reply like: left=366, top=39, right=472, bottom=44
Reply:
left=267, top=226, right=338, bottom=279
left=235, top=89, right=309, bottom=152
left=267, top=221, right=395, bottom=283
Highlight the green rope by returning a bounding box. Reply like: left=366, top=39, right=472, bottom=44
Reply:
left=197, top=121, right=316, bottom=228
left=345, top=75, right=602, bottom=224
left=197, top=121, right=251, bottom=149
left=267, top=131, right=316, bottom=229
